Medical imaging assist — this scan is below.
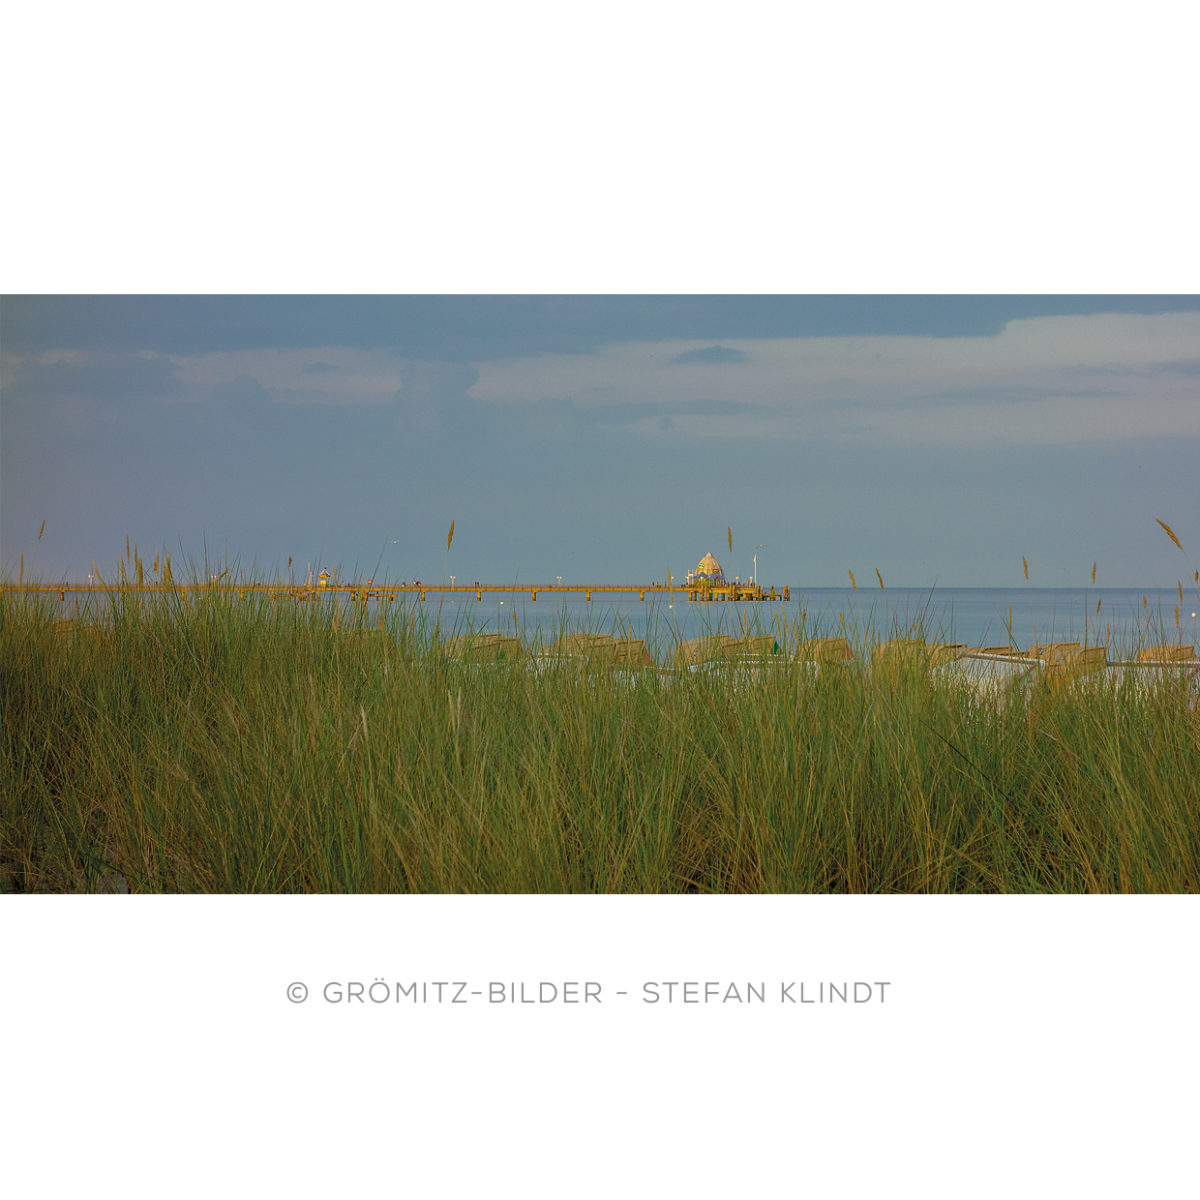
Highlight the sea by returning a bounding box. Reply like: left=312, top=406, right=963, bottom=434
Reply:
left=47, top=582, right=1198, bottom=664
left=412, top=585, right=1200, bottom=663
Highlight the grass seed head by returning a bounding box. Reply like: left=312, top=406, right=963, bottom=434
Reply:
left=848, top=569, right=857, bottom=592
left=1156, top=518, right=1184, bottom=552
left=1023, top=556, right=1029, bottom=581
left=447, top=520, right=455, bottom=551
left=38, top=520, right=45, bottom=541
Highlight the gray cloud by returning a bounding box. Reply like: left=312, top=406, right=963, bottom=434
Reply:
left=852, top=384, right=1131, bottom=411
left=1147, top=358, right=1200, bottom=376
left=211, top=373, right=270, bottom=409
left=670, top=345, right=748, bottom=365
left=2, top=351, right=181, bottom=406
left=7, top=296, right=1199, bottom=360
left=519, top=395, right=771, bottom=439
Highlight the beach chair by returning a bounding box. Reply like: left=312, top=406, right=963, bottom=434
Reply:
left=873, top=639, right=966, bottom=675
left=1136, top=643, right=1199, bottom=662
left=1107, top=643, right=1200, bottom=701
left=795, top=637, right=853, bottom=664
left=609, top=638, right=652, bottom=668
left=733, top=635, right=779, bottom=658
left=1026, top=642, right=1108, bottom=691
left=672, top=635, right=738, bottom=670
left=442, top=633, right=523, bottom=662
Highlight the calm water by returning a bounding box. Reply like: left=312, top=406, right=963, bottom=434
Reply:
left=408, top=585, right=1200, bottom=662
left=52, top=583, right=1198, bottom=664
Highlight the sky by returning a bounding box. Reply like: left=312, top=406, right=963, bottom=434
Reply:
left=3, top=295, right=1199, bottom=589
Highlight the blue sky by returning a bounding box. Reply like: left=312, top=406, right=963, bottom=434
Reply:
left=3, top=296, right=1198, bottom=588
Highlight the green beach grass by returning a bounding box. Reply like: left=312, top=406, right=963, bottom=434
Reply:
left=2, top=582, right=1198, bottom=893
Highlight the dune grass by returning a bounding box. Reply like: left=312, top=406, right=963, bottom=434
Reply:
left=2, top=585, right=1198, bottom=893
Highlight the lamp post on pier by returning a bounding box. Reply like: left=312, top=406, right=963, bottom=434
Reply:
left=754, top=545, right=767, bottom=586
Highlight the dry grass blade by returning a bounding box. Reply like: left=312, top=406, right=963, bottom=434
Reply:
left=1156, top=519, right=1184, bottom=552
left=875, top=568, right=885, bottom=591
left=447, top=520, right=455, bottom=551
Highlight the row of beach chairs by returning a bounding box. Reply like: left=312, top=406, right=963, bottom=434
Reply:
left=440, top=631, right=856, bottom=669
left=927, top=640, right=1200, bottom=703
left=439, top=631, right=1199, bottom=694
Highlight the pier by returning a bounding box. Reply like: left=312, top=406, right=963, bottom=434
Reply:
left=4, top=548, right=790, bottom=603
left=2, top=581, right=790, bottom=603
